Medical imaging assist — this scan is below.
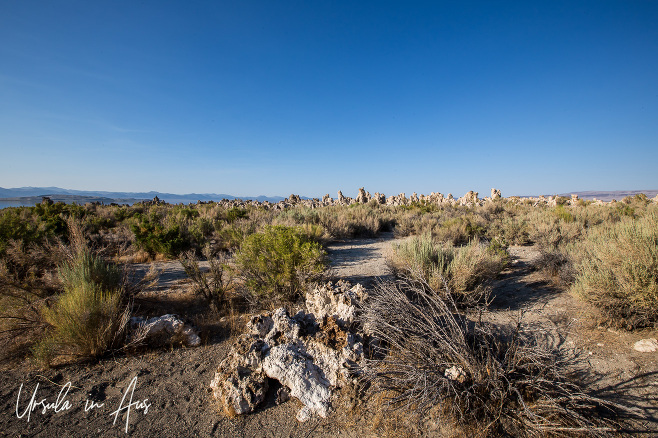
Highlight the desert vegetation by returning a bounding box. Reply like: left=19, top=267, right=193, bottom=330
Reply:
left=361, top=276, right=629, bottom=437
left=388, top=233, right=508, bottom=306
left=1, top=191, right=657, bottom=436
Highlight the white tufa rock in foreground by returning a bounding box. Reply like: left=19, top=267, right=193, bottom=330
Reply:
left=210, top=281, right=366, bottom=421
left=306, top=281, right=367, bottom=329
left=130, top=314, right=201, bottom=347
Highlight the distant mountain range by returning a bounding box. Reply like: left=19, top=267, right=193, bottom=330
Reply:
left=0, top=186, right=289, bottom=206
left=1, top=187, right=656, bottom=208
left=556, top=190, right=658, bottom=202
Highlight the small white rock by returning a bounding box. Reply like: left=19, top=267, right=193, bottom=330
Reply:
left=444, top=365, right=467, bottom=383
left=633, top=338, right=658, bottom=353
left=296, top=406, right=312, bottom=422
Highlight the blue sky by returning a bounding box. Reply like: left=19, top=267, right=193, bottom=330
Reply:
left=1, top=1, right=657, bottom=198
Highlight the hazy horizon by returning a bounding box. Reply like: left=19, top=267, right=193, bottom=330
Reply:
left=2, top=185, right=658, bottom=202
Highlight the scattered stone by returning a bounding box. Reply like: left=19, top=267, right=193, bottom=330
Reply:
left=296, top=406, right=313, bottom=422
left=633, top=338, right=658, bottom=353
left=444, top=365, right=467, bottom=383
left=130, top=314, right=200, bottom=347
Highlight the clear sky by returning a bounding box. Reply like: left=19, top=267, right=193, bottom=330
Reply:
left=1, top=1, right=657, bottom=198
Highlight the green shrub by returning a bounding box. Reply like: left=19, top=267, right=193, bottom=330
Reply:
left=58, top=248, right=122, bottom=291
left=0, top=203, right=88, bottom=255
left=130, top=212, right=191, bottom=257
left=554, top=205, right=575, bottom=223
left=399, top=201, right=439, bottom=214
left=622, top=193, right=649, bottom=206
left=616, top=204, right=635, bottom=218
left=316, top=205, right=393, bottom=239
left=226, top=207, right=248, bottom=223
left=35, top=244, right=129, bottom=365
left=234, top=225, right=326, bottom=302
left=571, top=213, right=658, bottom=329
left=0, top=208, right=44, bottom=255
left=527, top=210, right=583, bottom=251
left=215, top=220, right=256, bottom=251
left=488, top=216, right=530, bottom=245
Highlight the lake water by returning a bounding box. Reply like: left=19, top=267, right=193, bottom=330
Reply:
left=0, top=200, right=34, bottom=209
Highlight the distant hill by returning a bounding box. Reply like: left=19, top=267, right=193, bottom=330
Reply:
left=557, top=190, right=658, bottom=202
left=0, top=186, right=291, bottom=207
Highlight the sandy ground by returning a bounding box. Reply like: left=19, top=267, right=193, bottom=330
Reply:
left=1, top=236, right=657, bottom=437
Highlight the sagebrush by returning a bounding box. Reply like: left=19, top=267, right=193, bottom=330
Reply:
left=234, top=225, right=326, bottom=302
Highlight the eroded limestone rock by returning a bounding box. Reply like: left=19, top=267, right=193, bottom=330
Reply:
left=306, top=281, right=367, bottom=329
left=373, top=192, right=386, bottom=204
left=458, top=191, right=479, bottom=206
left=263, top=343, right=332, bottom=417
left=356, top=187, right=370, bottom=204
left=210, top=282, right=367, bottom=421
left=209, top=335, right=269, bottom=415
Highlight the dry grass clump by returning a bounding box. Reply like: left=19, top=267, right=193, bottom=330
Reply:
left=389, top=234, right=507, bottom=305
left=360, top=276, right=629, bottom=437
left=179, top=245, right=258, bottom=313
left=317, top=205, right=394, bottom=239
left=535, top=249, right=576, bottom=288
left=525, top=208, right=583, bottom=251
left=33, top=224, right=133, bottom=366
left=571, top=213, right=658, bottom=329
left=489, top=215, right=531, bottom=245
left=180, top=247, right=238, bottom=312
left=434, top=215, right=487, bottom=245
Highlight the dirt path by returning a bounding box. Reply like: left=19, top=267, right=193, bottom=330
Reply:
left=325, top=231, right=402, bottom=287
